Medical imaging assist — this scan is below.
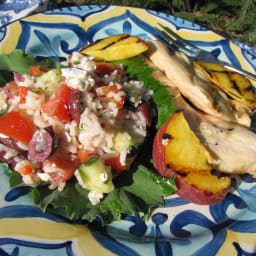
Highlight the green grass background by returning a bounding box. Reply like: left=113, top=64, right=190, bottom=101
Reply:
left=53, top=0, right=256, bottom=48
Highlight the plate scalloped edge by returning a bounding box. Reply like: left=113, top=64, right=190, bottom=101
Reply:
left=0, top=5, right=256, bottom=256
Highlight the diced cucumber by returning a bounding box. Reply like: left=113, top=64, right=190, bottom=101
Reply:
left=77, top=156, right=114, bottom=193
left=113, top=131, right=135, bottom=154
left=38, top=69, right=63, bottom=84
left=123, top=86, right=141, bottom=98
left=37, top=69, right=64, bottom=97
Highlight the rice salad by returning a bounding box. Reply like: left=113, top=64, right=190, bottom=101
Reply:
left=0, top=52, right=153, bottom=205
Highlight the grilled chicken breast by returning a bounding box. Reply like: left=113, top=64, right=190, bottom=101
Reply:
left=145, top=57, right=256, bottom=175
left=145, top=39, right=251, bottom=127
left=180, top=101, right=256, bottom=175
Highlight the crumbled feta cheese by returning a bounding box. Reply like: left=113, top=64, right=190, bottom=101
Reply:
left=17, top=74, right=34, bottom=87
left=70, top=52, right=96, bottom=72
left=88, top=190, right=104, bottom=205
left=57, top=182, right=66, bottom=192
left=22, top=173, right=41, bottom=186
left=37, top=172, right=52, bottom=182
left=43, top=162, right=59, bottom=174
left=67, top=78, right=84, bottom=90
left=61, top=68, right=88, bottom=80
left=0, top=144, right=19, bottom=159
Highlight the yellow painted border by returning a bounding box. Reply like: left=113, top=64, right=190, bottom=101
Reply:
left=217, top=229, right=256, bottom=255
left=24, top=13, right=82, bottom=26
left=0, top=22, right=22, bottom=54
left=0, top=5, right=256, bottom=255
left=0, top=218, right=116, bottom=256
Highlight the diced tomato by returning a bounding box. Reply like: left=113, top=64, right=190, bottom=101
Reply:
left=99, top=85, right=125, bottom=109
left=30, top=66, right=49, bottom=77
left=18, top=165, right=33, bottom=175
left=0, top=111, right=35, bottom=145
left=45, top=149, right=80, bottom=182
left=19, top=86, right=30, bottom=104
left=77, top=148, right=91, bottom=164
left=43, top=98, right=71, bottom=122
left=77, top=148, right=97, bottom=164
left=95, top=62, right=126, bottom=75
left=4, top=81, right=19, bottom=99
left=54, top=83, right=74, bottom=100
left=105, top=156, right=126, bottom=175
left=42, top=83, right=73, bottom=122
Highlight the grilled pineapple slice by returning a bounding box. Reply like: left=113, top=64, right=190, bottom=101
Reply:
left=194, top=61, right=256, bottom=108
left=80, top=34, right=149, bottom=61
left=165, top=111, right=212, bottom=174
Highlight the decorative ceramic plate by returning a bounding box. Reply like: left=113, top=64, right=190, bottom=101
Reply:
left=0, top=5, right=256, bottom=256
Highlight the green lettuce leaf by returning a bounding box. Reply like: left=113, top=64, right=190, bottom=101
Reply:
left=1, top=51, right=177, bottom=225
left=0, top=50, right=56, bottom=86
left=32, top=165, right=176, bottom=225
left=113, top=56, right=176, bottom=129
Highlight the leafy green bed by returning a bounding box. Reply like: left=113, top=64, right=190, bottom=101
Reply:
left=1, top=51, right=177, bottom=225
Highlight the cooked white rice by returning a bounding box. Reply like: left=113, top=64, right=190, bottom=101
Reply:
left=0, top=51, right=151, bottom=204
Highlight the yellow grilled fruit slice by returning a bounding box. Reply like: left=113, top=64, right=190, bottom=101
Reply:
left=165, top=111, right=212, bottom=175
left=184, top=173, right=231, bottom=194
left=80, top=34, right=149, bottom=61
left=194, top=61, right=256, bottom=109
left=164, top=111, right=231, bottom=194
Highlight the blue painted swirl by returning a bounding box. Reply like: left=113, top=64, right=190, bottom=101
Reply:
left=0, top=27, right=7, bottom=42
left=170, top=210, right=214, bottom=237
left=86, top=10, right=156, bottom=42
left=0, top=238, right=73, bottom=256
left=152, top=213, right=173, bottom=255
left=91, top=229, right=141, bottom=256
left=241, top=174, right=256, bottom=183
left=0, top=205, right=68, bottom=223
left=0, top=15, right=11, bottom=28
left=237, top=186, right=256, bottom=212
left=169, top=210, right=228, bottom=256
left=4, top=186, right=32, bottom=201
left=0, top=0, right=39, bottom=14
left=0, top=0, right=42, bottom=27
left=241, top=49, right=256, bottom=72
left=45, top=5, right=110, bottom=21
left=16, top=20, right=89, bottom=56
left=190, top=231, right=226, bottom=256
left=146, top=9, right=207, bottom=31
left=233, top=40, right=256, bottom=70
left=164, top=197, right=189, bottom=207
left=232, top=242, right=256, bottom=256
left=126, top=214, right=147, bottom=236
